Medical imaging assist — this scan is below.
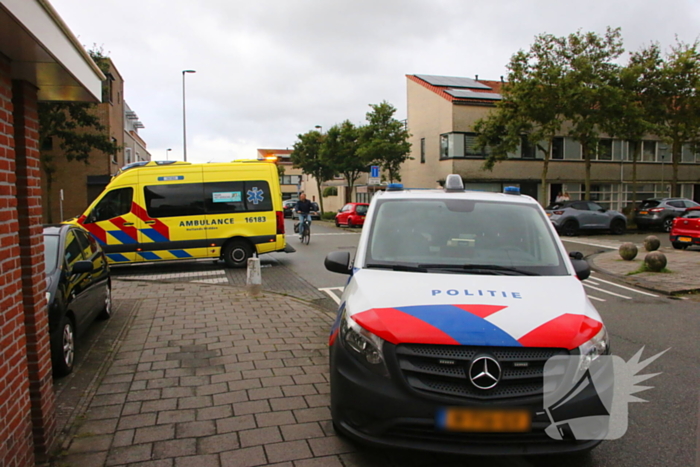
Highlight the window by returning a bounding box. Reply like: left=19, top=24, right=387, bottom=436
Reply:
left=111, top=137, right=118, bottom=164
left=420, top=138, right=425, bottom=164
left=280, top=175, right=301, bottom=185
left=440, top=135, right=449, bottom=159
left=551, top=137, right=564, bottom=160
left=88, top=187, right=133, bottom=222
left=144, top=183, right=205, bottom=218
left=64, top=230, right=84, bottom=269
left=125, top=148, right=133, bottom=165
left=203, top=181, right=273, bottom=214
left=464, top=133, right=486, bottom=158
left=642, top=141, right=656, bottom=162
left=627, top=141, right=640, bottom=161
left=667, top=201, right=685, bottom=208
left=587, top=202, right=605, bottom=212
left=521, top=136, right=535, bottom=159
left=597, top=139, right=613, bottom=161
left=570, top=202, right=589, bottom=211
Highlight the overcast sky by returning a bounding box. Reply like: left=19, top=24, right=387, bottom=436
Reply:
left=50, top=0, right=700, bottom=164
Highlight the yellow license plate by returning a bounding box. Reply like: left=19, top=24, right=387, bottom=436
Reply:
left=639, top=211, right=648, bottom=215
left=679, top=236, right=692, bottom=242
left=438, top=408, right=531, bottom=432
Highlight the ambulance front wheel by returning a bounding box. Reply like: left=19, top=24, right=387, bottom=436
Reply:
left=223, top=240, right=253, bottom=268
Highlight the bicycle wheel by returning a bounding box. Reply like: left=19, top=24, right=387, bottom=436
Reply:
left=303, top=224, right=310, bottom=245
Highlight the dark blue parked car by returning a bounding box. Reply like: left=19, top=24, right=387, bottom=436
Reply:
left=44, top=224, right=111, bottom=376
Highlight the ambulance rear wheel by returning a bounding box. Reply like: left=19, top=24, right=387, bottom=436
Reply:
left=223, top=241, right=252, bottom=268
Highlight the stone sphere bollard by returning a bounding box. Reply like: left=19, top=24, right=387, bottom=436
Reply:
left=644, top=235, right=660, bottom=252
left=645, top=251, right=667, bottom=272
left=619, top=242, right=638, bottom=261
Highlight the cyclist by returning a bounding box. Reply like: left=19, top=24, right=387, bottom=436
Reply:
left=295, top=193, right=315, bottom=240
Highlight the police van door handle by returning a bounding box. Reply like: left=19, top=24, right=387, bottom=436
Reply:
left=145, top=220, right=156, bottom=224
left=123, top=222, right=134, bottom=226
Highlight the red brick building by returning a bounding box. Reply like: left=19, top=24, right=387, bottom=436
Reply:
left=0, top=1, right=104, bottom=465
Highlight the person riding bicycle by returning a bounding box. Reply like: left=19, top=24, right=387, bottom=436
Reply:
left=295, top=193, right=315, bottom=240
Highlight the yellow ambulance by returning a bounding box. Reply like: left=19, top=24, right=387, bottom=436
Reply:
left=72, top=160, right=287, bottom=268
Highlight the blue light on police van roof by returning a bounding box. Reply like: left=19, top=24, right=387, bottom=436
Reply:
left=504, top=186, right=521, bottom=195
left=387, top=183, right=404, bottom=191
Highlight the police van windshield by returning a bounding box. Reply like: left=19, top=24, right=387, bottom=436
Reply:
left=366, top=199, right=568, bottom=276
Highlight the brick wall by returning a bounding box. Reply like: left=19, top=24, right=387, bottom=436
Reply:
left=0, top=55, right=57, bottom=465
left=0, top=55, right=35, bottom=467
left=13, top=79, right=55, bottom=462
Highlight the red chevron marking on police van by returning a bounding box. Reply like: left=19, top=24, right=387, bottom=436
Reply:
left=353, top=308, right=461, bottom=346
left=453, top=304, right=507, bottom=319
left=131, top=202, right=170, bottom=240
left=110, top=216, right=139, bottom=242
left=77, top=215, right=108, bottom=244
left=517, top=314, right=603, bottom=350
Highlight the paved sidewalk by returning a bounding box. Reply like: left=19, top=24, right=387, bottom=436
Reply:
left=588, top=246, right=700, bottom=294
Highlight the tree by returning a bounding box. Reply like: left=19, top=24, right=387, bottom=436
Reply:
left=321, top=121, right=366, bottom=204
left=642, top=40, right=700, bottom=197
left=39, top=47, right=119, bottom=222
left=475, top=33, right=566, bottom=205
left=606, top=45, right=660, bottom=211
left=558, top=27, right=625, bottom=200
left=357, top=101, right=411, bottom=182
left=290, top=130, right=334, bottom=214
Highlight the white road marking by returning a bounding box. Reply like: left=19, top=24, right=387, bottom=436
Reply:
left=561, top=238, right=617, bottom=249
left=192, top=277, right=229, bottom=284
left=319, top=287, right=344, bottom=304
left=589, top=273, right=659, bottom=297
left=587, top=295, right=606, bottom=302
left=310, top=233, right=361, bottom=236
left=586, top=280, right=600, bottom=286
left=583, top=284, right=632, bottom=299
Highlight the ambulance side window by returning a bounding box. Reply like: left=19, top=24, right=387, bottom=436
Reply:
left=144, top=183, right=205, bottom=218
left=88, top=188, right=133, bottom=223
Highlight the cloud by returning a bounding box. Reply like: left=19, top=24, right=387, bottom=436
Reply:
left=51, top=0, right=700, bottom=164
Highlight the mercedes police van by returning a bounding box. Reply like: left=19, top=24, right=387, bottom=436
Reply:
left=71, top=160, right=286, bottom=268
left=324, top=175, right=610, bottom=456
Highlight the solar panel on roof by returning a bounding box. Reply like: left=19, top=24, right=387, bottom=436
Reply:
left=415, top=74, right=492, bottom=90
left=445, top=89, right=502, bottom=100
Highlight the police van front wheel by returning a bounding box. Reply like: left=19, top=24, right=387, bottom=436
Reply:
left=223, top=241, right=253, bottom=268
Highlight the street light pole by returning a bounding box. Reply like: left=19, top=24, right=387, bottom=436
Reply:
left=182, top=70, right=196, bottom=162
left=166, top=148, right=172, bottom=161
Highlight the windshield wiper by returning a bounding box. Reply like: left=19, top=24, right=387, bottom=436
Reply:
left=417, top=263, right=539, bottom=276
left=365, top=263, right=427, bottom=273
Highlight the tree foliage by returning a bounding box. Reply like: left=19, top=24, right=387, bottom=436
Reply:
left=39, top=47, right=120, bottom=222
left=290, top=130, right=334, bottom=214
left=321, top=121, right=365, bottom=204
left=357, top=101, right=411, bottom=182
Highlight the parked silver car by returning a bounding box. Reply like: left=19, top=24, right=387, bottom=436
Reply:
left=634, top=198, right=700, bottom=232
left=546, top=201, right=626, bottom=236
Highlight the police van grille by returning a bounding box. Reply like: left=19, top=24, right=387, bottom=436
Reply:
left=395, top=344, right=569, bottom=401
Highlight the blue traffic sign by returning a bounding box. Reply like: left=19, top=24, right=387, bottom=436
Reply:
left=370, top=165, right=379, bottom=178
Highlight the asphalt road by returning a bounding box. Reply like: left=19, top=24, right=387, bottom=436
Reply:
left=274, top=218, right=700, bottom=467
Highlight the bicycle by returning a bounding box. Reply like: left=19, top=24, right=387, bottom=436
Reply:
left=297, top=212, right=317, bottom=245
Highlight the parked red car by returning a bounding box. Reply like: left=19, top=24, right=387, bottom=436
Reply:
left=335, top=202, right=369, bottom=228
left=670, top=207, right=700, bottom=249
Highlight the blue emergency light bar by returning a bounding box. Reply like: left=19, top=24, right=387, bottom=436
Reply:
left=504, top=186, right=521, bottom=195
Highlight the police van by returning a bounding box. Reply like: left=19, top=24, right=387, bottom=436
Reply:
left=72, top=160, right=286, bottom=268
left=324, top=175, right=610, bottom=456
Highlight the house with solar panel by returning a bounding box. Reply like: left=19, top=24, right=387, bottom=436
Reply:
left=401, top=74, right=700, bottom=210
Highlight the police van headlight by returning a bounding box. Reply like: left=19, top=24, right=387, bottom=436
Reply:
left=339, top=311, right=388, bottom=376
left=577, top=326, right=609, bottom=375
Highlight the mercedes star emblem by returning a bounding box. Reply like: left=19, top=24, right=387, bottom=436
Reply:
left=469, top=356, right=502, bottom=390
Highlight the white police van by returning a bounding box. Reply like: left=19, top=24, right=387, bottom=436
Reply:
left=324, top=175, right=610, bottom=456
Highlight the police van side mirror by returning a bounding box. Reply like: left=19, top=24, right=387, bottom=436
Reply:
left=325, top=251, right=352, bottom=275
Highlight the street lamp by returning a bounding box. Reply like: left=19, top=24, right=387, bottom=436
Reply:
left=182, top=70, right=196, bottom=162
left=314, top=125, right=322, bottom=133
left=166, top=148, right=172, bottom=161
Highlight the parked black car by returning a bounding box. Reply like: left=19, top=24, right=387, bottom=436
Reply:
left=634, top=198, right=700, bottom=232
left=44, top=225, right=112, bottom=376
left=283, top=198, right=298, bottom=218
